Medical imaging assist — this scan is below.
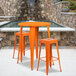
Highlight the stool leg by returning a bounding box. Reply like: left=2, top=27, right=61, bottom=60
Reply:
left=46, top=43, right=50, bottom=75
left=50, top=44, right=52, bottom=67
left=50, top=44, right=54, bottom=66
left=37, top=43, right=42, bottom=71
left=56, top=41, right=62, bottom=72
left=23, top=37, right=25, bottom=56
left=52, top=46, right=54, bottom=65
left=52, top=59, right=54, bottom=65
left=13, top=35, right=17, bottom=59
left=17, top=36, right=21, bottom=64
left=17, top=49, right=20, bottom=64
left=21, top=36, right=24, bottom=62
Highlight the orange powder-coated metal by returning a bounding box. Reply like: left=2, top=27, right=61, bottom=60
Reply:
left=18, top=22, right=50, bottom=27
left=18, top=22, right=51, bottom=70
left=37, top=38, right=62, bottom=75
left=13, top=32, right=30, bottom=63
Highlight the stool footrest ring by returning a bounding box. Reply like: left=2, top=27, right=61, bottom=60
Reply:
left=40, top=56, right=58, bottom=62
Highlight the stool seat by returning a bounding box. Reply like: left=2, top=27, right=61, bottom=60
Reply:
left=40, top=38, right=57, bottom=44
left=16, top=32, right=30, bottom=36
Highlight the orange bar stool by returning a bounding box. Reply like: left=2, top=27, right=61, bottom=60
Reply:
left=37, top=38, right=62, bottom=75
left=13, top=32, right=30, bottom=59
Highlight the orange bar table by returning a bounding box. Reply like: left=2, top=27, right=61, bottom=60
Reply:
left=18, top=22, right=51, bottom=70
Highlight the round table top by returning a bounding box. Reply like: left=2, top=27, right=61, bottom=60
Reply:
left=18, top=22, right=51, bottom=27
